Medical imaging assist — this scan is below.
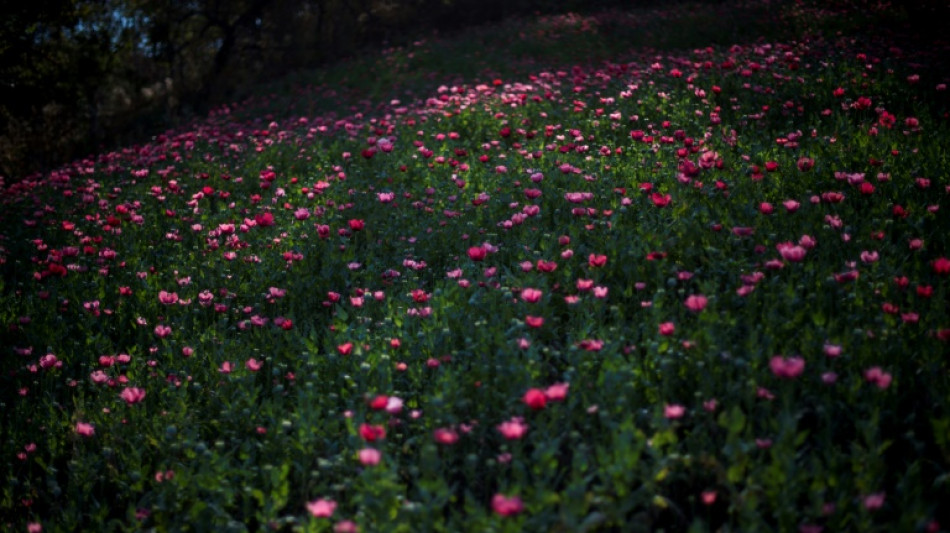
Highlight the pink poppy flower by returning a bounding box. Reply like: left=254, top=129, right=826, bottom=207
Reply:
left=864, top=492, right=885, bottom=510
left=39, top=353, right=60, bottom=369
left=525, top=316, right=544, bottom=328
left=520, top=288, right=543, bottom=303
left=358, top=448, right=381, bottom=466
left=860, top=250, right=879, bottom=263
left=577, top=339, right=603, bottom=351
left=770, top=355, right=805, bottom=379
left=158, top=291, right=178, bottom=305
left=777, top=243, right=806, bottom=262
left=334, top=520, right=359, bottom=533
left=544, top=383, right=569, bottom=402
left=410, top=289, right=429, bottom=303
left=799, top=235, right=817, bottom=249
left=834, top=270, right=859, bottom=283
left=823, top=344, right=842, bottom=358
left=385, top=397, right=403, bottom=414
left=864, top=367, right=892, bottom=389
left=684, top=294, right=708, bottom=312
left=491, top=494, right=524, bottom=516
left=306, top=498, right=337, bottom=518
left=433, top=428, right=459, bottom=445
left=664, top=404, right=686, bottom=419
left=120, top=387, right=146, bottom=405
left=75, top=422, right=95, bottom=437
left=497, top=417, right=528, bottom=440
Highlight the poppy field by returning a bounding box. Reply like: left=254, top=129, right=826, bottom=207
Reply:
left=2, top=2, right=949, bottom=531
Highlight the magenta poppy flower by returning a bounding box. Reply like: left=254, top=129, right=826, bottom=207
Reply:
left=359, top=424, right=386, bottom=442
left=523, top=388, right=547, bottom=410
left=467, top=246, right=487, bottom=261
left=433, top=428, right=459, bottom=445
left=864, top=367, right=892, bottom=389
left=254, top=212, right=275, bottom=227
left=864, top=492, right=885, bottom=510
left=491, top=494, right=524, bottom=516
left=777, top=243, right=806, bottom=262
left=769, top=355, right=805, bottom=379
left=651, top=193, right=672, bottom=207
left=588, top=254, right=608, bottom=268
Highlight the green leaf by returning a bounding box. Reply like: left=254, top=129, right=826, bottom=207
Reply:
left=727, top=463, right=746, bottom=484
left=718, top=406, right=746, bottom=436
left=933, top=418, right=950, bottom=457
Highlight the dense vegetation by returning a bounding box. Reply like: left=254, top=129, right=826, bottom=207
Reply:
left=1, top=0, right=650, bottom=179
left=2, top=1, right=950, bottom=531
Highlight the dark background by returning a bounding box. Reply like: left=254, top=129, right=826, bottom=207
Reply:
left=1, top=0, right=947, bottom=180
